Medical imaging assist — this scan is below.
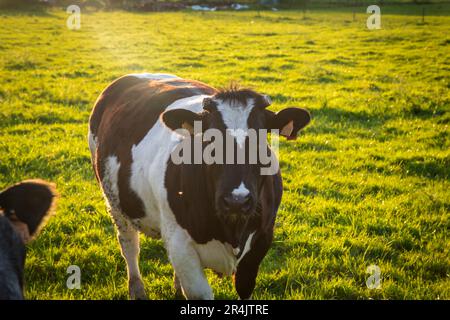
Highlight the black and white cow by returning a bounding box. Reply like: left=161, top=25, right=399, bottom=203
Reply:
left=88, top=73, right=310, bottom=300
left=0, top=180, right=56, bottom=300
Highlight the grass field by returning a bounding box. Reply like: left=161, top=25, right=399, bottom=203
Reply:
left=0, top=4, right=449, bottom=299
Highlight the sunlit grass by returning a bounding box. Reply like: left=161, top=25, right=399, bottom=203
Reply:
left=0, top=5, right=449, bottom=299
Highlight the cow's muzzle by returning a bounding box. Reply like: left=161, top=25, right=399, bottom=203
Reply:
left=217, top=193, right=256, bottom=224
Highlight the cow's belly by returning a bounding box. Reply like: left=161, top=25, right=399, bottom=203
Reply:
left=194, top=240, right=238, bottom=276
left=127, top=94, right=210, bottom=238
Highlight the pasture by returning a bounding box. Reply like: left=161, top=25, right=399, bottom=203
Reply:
left=0, top=4, right=449, bottom=299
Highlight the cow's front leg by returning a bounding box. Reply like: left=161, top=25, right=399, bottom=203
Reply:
left=112, top=210, right=147, bottom=300
left=165, top=227, right=213, bottom=300
left=235, top=232, right=272, bottom=300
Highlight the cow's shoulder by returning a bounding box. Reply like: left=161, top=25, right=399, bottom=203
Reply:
left=164, top=160, right=224, bottom=244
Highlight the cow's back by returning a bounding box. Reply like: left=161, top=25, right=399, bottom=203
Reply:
left=89, top=74, right=216, bottom=219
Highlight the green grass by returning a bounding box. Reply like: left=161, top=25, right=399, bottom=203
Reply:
left=0, top=5, right=449, bottom=299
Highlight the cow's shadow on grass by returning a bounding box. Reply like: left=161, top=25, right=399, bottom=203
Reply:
left=304, top=105, right=449, bottom=180
left=313, top=105, right=391, bottom=129
left=0, top=113, right=85, bottom=128
left=391, top=156, right=449, bottom=180
left=139, top=239, right=177, bottom=298
left=0, top=157, right=60, bottom=181
left=256, top=239, right=305, bottom=296
left=140, top=240, right=170, bottom=267
left=0, top=153, right=94, bottom=183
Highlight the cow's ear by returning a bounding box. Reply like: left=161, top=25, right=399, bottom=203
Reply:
left=266, top=107, right=311, bottom=140
left=0, top=180, right=56, bottom=243
left=161, top=109, right=206, bottom=135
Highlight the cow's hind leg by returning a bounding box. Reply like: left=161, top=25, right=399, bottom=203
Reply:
left=111, top=210, right=147, bottom=300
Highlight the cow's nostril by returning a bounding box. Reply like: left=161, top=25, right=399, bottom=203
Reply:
left=222, top=195, right=234, bottom=210
left=241, top=196, right=252, bottom=213
left=222, top=194, right=253, bottom=214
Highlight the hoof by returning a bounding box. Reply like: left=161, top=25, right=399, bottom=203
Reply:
left=129, top=277, right=147, bottom=300
left=173, top=273, right=185, bottom=300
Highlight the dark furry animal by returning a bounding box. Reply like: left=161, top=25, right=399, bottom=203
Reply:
left=0, top=180, right=56, bottom=300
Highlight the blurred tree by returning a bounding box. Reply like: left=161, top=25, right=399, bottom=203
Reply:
left=0, top=0, right=444, bottom=11
left=0, top=0, right=35, bottom=8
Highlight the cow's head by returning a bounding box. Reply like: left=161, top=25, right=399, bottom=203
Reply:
left=162, top=86, right=310, bottom=229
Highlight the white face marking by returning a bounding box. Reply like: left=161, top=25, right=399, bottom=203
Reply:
left=128, top=73, right=179, bottom=80
left=232, top=182, right=250, bottom=198
left=216, top=98, right=255, bottom=148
